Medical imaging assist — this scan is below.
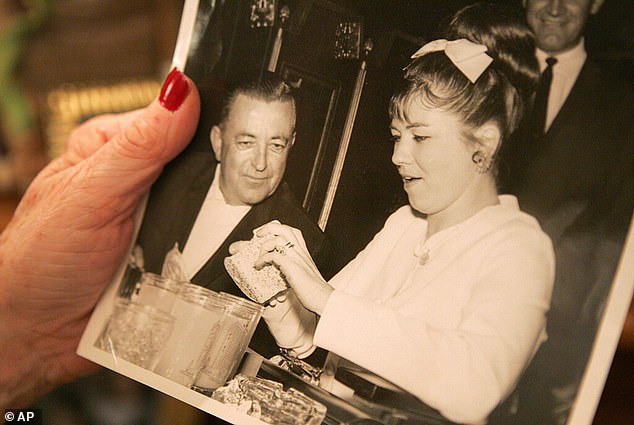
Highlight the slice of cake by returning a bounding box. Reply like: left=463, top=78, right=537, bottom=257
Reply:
left=224, top=235, right=289, bottom=304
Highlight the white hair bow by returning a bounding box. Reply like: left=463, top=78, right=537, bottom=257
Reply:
left=410, top=38, right=493, bottom=83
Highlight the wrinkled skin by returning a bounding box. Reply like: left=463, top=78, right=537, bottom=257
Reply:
left=0, top=76, right=200, bottom=409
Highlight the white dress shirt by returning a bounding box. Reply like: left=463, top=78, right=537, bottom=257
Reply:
left=181, top=166, right=251, bottom=279
left=536, top=40, right=587, bottom=131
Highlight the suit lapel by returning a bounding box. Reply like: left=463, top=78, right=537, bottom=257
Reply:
left=191, top=185, right=282, bottom=289
left=175, top=160, right=217, bottom=249
left=544, top=61, right=593, bottom=140
left=137, top=155, right=216, bottom=272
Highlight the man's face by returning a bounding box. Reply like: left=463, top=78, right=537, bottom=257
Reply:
left=211, top=94, right=295, bottom=206
left=524, top=0, right=604, bottom=54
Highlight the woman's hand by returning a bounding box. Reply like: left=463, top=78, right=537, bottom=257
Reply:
left=0, top=69, right=199, bottom=409
left=254, top=221, right=333, bottom=315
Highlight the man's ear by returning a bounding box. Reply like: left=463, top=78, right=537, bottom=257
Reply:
left=290, top=131, right=296, bottom=148
left=474, top=122, right=501, bottom=158
left=590, top=0, right=605, bottom=15
left=210, top=125, right=223, bottom=161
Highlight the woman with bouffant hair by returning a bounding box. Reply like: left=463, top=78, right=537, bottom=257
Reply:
left=238, top=3, right=553, bottom=423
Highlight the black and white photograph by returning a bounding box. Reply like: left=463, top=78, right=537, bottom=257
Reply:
left=2, top=0, right=626, bottom=424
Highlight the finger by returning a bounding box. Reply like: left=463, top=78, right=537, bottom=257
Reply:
left=255, top=237, right=282, bottom=269
left=84, top=109, right=143, bottom=141
left=81, top=69, right=200, bottom=198
left=263, top=291, right=288, bottom=307
left=256, top=222, right=301, bottom=247
left=65, top=110, right=143, bottom=157
left=257, top=243, right=311, bottom=278
left=257, top=248, right=290, bottom=271
left=253, top=220, right=281, bottom=236
left=49, top=111, right=145, bottom=176
left=289, top=227, right=309, bottom=251
left=258, top=235, right=297, bottom=263
left=40, top=111, right=142, bottom=177
left=228, top=240, right=250, bottom=255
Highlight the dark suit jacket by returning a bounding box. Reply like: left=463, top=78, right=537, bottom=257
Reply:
left=495, top=59, right=634, bottom=424
left=501, top=59, right=633, bottom=237
left=501, top=59, right=633, bottom=323
left=133, top=149, right=332, bottom=359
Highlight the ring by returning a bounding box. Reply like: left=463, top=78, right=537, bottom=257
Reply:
left=274, top=241, right=294, bottom=256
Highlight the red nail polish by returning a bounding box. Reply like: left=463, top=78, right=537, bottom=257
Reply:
left=159, top=68, right=190, bottom=111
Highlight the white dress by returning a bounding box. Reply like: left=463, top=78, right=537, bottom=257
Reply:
left=313, top=195, right=554, bottom=424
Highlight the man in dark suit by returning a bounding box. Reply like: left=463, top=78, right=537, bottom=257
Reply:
left=127, top=75, right=331, bottom=360
left=495, top=1, right=634, bottom=423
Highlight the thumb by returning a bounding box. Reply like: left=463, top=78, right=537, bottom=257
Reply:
left=84, top=68, right=200, bottom=196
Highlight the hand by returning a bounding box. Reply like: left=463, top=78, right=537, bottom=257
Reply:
left=261, top=289, right=317, bottom=359
left=0, top=68, right=199, bottom=409
left=254, top=221, right=333, bottom=315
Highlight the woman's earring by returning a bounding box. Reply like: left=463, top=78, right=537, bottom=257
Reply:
left=472, top=151, right=492, bottom=174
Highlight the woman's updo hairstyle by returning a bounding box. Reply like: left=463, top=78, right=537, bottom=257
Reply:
left=390, top=2, right=539, bottom=145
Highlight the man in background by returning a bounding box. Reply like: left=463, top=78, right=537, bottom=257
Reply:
left=130, top=74, right=331, bottom=360
left=497, top=1, right=634, bottom=423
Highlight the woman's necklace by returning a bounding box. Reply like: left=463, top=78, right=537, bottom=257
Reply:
left=413, top=221, right=468, bottom=266
left=412, top=199, right=501, bottom=265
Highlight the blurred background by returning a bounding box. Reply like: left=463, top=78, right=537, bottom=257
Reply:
left=0, top=0, right=632, bottom=424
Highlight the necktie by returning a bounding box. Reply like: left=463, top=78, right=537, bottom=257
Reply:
left=532, top=56, right=558, bottom=137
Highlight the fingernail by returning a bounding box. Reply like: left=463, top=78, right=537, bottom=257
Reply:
left=159, top=67, right=190, bottom=111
